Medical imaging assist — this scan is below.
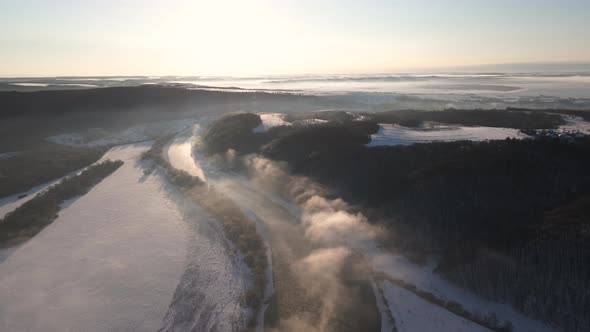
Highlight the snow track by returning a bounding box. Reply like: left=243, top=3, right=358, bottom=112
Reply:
left=381, top=282, right=491, bottom=332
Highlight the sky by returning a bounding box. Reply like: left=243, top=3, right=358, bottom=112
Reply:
left=1, top=0, right=589, bottom=77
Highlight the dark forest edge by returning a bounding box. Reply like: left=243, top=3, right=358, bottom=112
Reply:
left=140, top=136, right=268, bottom=327
left=0, top=159, right=124, bottom=248
left=203, top=111, right=590, bottom=331
left=0, top=144, right=108, bottom=198
left=366, top=108, right=565, bottom=129
left=0, top=86, right=335, bottom=151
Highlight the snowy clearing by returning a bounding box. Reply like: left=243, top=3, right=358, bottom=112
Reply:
left=298, top=118, right=329, bottom=125
left=0, top=143, right=189, bottom=331
left=253, top=113, right=292, bottom=133
left=559, top=115, right=590, bottom=134
left=10, top=83, right=48, bottom=87
left=381, top=282, right=492, bottom=332
left=368, top=124, right=528, bottom=146
left=371, top=253, right=554, bottom=332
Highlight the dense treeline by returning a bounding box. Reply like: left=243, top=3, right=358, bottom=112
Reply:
left=141, top=137, right=268, bottom=324
left=283, top=110, right=357, bottom=123
left=0, top=159, right=123, bottom=247
left=444, top=193, right=590, bottom=331
left=202, top=111, right=379, bottom=158
left=264, top=130, right=590, bottom=331
left=202, top=112, right=264, bottom=154
left=507, top=107, right=590, bottom=121
left=0, top=144, right=107, bottom=198
left=261, top=121, right=379, bottom=161
left=202, top=112, right=590, bottom=331
left=367, top=109, right=565, bottom=129
left=0, top=86, right=326, bottom=119
left=262, top=127, right=590, bottom=255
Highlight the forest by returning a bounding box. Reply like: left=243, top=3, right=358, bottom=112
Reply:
left=0, top=144, right=107, bottom=197
left=0, top=87, right=336, bottom=150
left=366, top=108, right=565, bottom=129
left=203, top=111, right=590, bottom=331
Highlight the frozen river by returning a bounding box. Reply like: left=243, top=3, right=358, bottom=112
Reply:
left=167, top=125, right=207, bottom=181
left=0, top=144, right=188, bottom=331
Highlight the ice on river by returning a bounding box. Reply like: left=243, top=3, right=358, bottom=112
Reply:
left=167, top=128, right=207, bottom=181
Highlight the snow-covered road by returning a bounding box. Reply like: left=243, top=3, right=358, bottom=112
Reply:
left=382, top=282, right=492, bottom=332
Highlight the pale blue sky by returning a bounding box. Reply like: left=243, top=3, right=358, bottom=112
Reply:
left=1, top=0, right=589, bottom=76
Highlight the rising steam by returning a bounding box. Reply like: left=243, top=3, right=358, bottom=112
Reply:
left=242, top=155, right=385, bottom=331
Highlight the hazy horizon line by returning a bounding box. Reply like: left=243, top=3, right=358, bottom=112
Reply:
left=2, top=61, right=590, bottom=79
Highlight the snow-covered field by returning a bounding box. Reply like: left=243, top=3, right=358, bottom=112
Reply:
left=559, top=115, right=590, bottom=134
left=381, top=282, right=491, bottom=332
left=371, top=253, right=554, bottom=332
left=47, top=127, right=148, bottom=146
left=368, top=124, right=528, bottom=146
left=0, top=143, right=189, bottom=331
